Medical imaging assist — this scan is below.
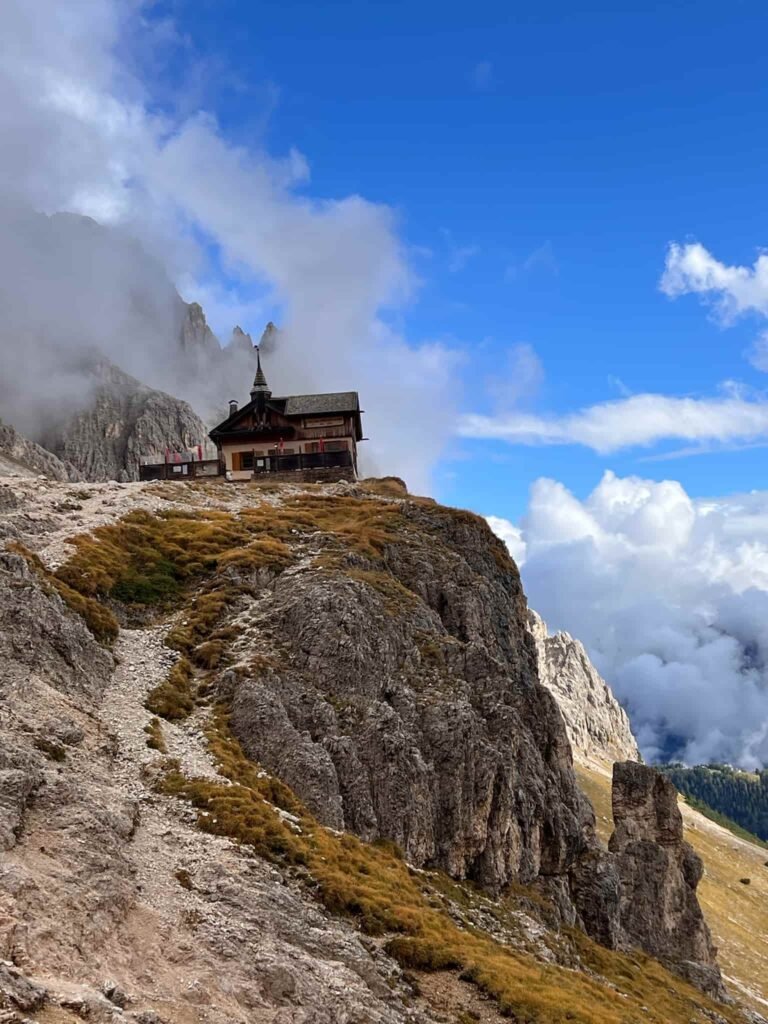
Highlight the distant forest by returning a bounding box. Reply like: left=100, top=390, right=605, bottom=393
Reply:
left=661, top=764, right=768, bottom=845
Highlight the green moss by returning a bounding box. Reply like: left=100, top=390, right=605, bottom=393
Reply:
left=110, top=558, right=182, bottom=605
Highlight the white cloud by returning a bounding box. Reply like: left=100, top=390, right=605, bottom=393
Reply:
left=459, top=391, right=768, bottom=453
left=488, top=471, right=768, bottom=768
left=0, top=0, right=460, bottom=493
left=485, top=515, right=526, bottom=563
left=504, top=241, right=558, bottom=281
left=660, top=241, right=768, bottom=323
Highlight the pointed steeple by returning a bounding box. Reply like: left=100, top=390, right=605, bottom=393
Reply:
left=250, top=346, right=271, bottom=401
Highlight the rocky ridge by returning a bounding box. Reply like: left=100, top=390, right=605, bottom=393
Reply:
left=0, top=421, right=78, bottom=482
left=529, top=609, right=640, bottom=765
left=43, top=361, right=210, bottom=482
left=0, top=509, right=439, bottom=1024
left=0, top=475, right=756, bottom=1024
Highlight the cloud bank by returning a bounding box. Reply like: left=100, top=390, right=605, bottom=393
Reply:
left=0, top=0, right=459, bottom=492
left=490, top=471, right=768, bottom=768
left=460, top=391, right=768, bottom=453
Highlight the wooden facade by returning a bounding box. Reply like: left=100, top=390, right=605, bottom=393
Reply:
left=208, top=351, right=364, bottom=482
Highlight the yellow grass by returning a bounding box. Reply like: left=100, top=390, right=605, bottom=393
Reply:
left=156, top=710, right=746, bottom=1024
left=146, top=657, right=195, bottom=720
left=9, top=542, right=119, bottom=642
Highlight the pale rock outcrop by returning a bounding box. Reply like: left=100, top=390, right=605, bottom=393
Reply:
left=529, top=609, right=640, bottom=764
left=229, top=504, right=601, bottom=912
left=178, top=300, right=221, bottom=361
left=609, top=761, right=726, bottom=999
left=0, top=420, right=78, bottom=481
left=0, top=546, right=439, bottom=1023
left=45, top=361, right=209, bottom=481
left=0, top=482, right=733, bottom=1016
left=228, top=324, right=255, bottom=355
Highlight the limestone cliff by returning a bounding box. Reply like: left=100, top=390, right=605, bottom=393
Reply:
left=0, top=478, right=754, bottom=1024
left=44, top=361, right=209, bottom=482
left=178, top=300, right=222, bottom=361
left=609, top=761, right=725, bottom=998
left=0, top=420, right=78, bottom=480
left=529, top=609, right=640, bottom=765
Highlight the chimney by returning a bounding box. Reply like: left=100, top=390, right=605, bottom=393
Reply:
left=228, top=399, right=238, bottom=416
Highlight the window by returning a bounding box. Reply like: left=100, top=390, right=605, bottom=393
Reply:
left=234, top=451, right=254, bottom=471
left=305, top=440, right=347, bottom=453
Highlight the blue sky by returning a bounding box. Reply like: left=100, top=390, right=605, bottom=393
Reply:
left=6, top=0, right=768, bottom=763
left=144, top=0, right=768, bottom=518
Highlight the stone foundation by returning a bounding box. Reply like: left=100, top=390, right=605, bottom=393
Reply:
left=245, top=467, right=356, bottom=485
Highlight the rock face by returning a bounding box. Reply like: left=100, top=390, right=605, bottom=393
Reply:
left=529, top=609, right=640, bottom=765
left=0, top=420, right=78, bottom=480
left=46, top=361, right=210, bottom=481
left=609, top=761, right=725, bottom=998
left=230, top=503, right=596, bottom=900
left=0, top=538, right=439, bottom=1024
left=0, top=480, right=735, bottom=1019
left=178, top=300, right=222, bottom=361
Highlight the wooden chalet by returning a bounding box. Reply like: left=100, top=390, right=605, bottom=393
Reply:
left=208, top=349, right=364, bottom=482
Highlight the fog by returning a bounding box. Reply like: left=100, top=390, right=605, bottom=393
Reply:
left=490, top=472, right=768, bottom=768
left=0, top=0, right=460, bottom=492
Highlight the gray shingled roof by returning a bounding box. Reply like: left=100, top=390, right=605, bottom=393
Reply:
left=278, top=391, right=360, bottom=416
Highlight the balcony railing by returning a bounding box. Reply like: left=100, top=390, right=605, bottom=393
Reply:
left=139, top=458, right=222, bottom=481
left=252, top=450, right=354, bottom=473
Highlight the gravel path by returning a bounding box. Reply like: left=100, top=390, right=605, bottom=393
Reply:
left=104, top=625, right=221, bottom=786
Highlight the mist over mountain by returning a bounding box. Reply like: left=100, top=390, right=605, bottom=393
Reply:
left=490, top=472, right=768, bottom=771
left=0, top=203, right=259, bottom=437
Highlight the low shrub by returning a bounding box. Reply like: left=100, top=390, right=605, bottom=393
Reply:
left=10, top=543, right=119, bottom=643
left=144, top=717, right=167, bottom=752
left=146, top=658, right=195, bottom=720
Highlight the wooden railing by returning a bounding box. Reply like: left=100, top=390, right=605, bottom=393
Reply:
left=138, top=459, right=223, bottom=481
left=253, top=450, right=353, bottom=473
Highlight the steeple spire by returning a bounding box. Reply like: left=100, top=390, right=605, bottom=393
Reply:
left=250, top=346, right=271, bottom=400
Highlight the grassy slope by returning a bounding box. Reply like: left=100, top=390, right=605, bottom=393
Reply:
left=36, top=482, right=764, bottom=1024
left=576, top=763, right=768, bottom=1015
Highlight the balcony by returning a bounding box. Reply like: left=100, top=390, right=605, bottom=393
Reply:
left=251, top=450, right=354, bottom=473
